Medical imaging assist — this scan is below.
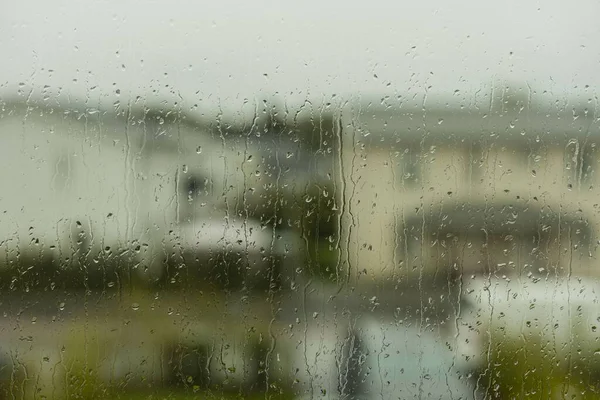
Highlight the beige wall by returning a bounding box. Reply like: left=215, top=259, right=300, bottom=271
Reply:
left=337, top=133, right=599, bottom=284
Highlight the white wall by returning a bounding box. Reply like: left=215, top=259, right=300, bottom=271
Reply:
left=0, top=106, right=263, bottom=278
left=0, top=110, right=133, bottom=266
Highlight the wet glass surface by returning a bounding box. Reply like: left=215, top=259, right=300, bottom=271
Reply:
left=1, top=1, right=600, bottom=399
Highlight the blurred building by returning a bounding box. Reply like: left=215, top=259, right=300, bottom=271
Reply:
left=336, top=86, right=599, bottom=286
left=0, top=96, right=267, bottom=287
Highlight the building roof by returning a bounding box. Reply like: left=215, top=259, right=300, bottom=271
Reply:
left=341, top=94, right=598, bottom=147
left=0, top=94, right=227, bottom=155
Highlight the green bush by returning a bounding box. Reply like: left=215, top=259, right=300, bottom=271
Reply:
left=478, top=332, right=600, bottom=399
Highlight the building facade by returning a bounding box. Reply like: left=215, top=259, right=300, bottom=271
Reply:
left=336, top=90, right=600, bottom=285
left=0, top=96, right=267, bottom=286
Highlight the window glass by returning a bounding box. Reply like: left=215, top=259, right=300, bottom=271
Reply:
left=1, top=1, right=600, bottom=399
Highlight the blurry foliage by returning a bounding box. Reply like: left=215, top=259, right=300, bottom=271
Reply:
left=294, top=183, right=339, bottom=282
left=58, top=311, right=291, bottom=400
left=75, top=391, right=293, bottom=400
left=253, top=102, right=339, bottom=154
left=63, top=329, right=108, bottom=399
left=247, top=104, right=341, bottom=282
left=479, top=332, right=600, bottom=399
left=0, top=246, right=143, bottom=293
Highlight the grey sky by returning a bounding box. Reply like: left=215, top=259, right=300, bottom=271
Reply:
left=1, top=0, right=599, bottom=118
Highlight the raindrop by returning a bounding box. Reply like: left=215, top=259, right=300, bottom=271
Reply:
left=131, top=303, right=140, bottom=311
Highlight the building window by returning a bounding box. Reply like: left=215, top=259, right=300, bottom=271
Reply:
left=179, top=171, right=210, bottom=222
left=183, top=174, right=207, bottom=202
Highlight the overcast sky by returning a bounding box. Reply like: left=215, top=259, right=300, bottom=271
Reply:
left=1, top=0, right=599, bottom=118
